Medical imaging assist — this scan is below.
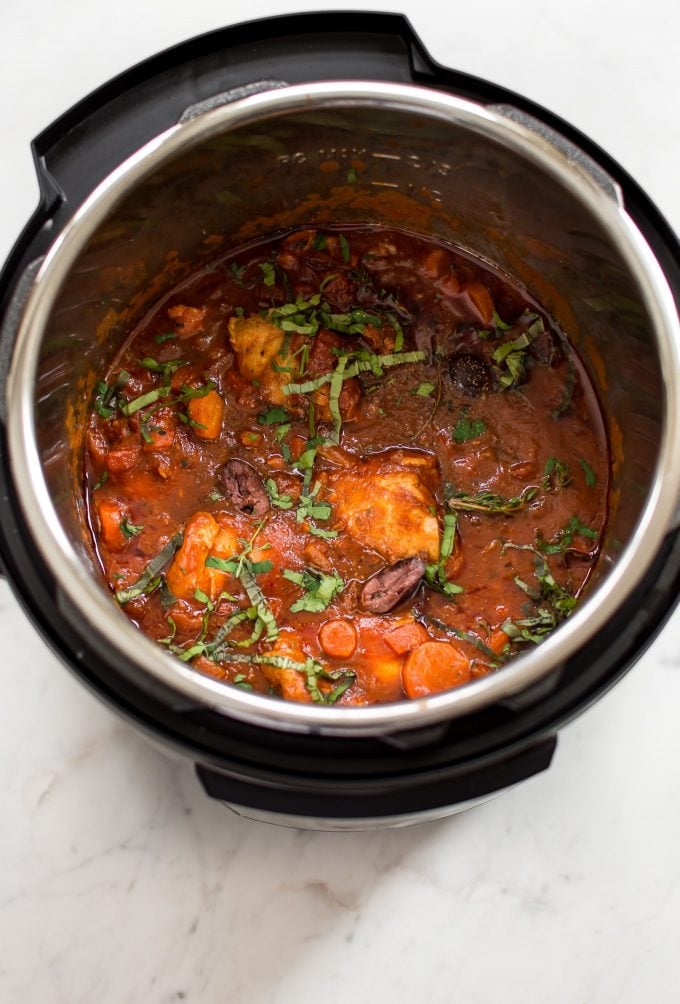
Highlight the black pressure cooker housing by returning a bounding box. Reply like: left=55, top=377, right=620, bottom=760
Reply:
left=2, top=13, right=680, bottom=825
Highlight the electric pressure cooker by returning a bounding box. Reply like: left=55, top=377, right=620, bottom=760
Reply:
left=1, top=12, right=679, bottom=829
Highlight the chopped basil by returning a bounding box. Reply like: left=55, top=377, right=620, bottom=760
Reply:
left=139, top=357, right=187, bottom=382
left=202, top=522, right=278, bottom=642
left=115, top=532, right=183, bottom=604
left=121, top=387, right=170, bottom=416
left=424, top=513, right=463, bottom=598
left=452, top=410, right=487, bottom=443
left=93, top=471, right=108, bottom=492
left=120, top=518, right=144, bottom=540
left=313, top=233, right=327, bottom=250
left=214, top=651, right=355, bottom=704
left=258, top=406, right=290, bottom=426
left=308, top=526, right=339, bottom=539
left=541, top=456, right=572, bottom=491
left=414, top=382, right=435, bottom=397
left=230, top=262, right=246, bottom=284
left=283, top=349, right=425, bottom=397
left=94, top=369, right=130, bottom=419
left=283, top=568, right=345, bottom=613
left=320, top=308, right=381, bottom=335
left=492, top=331, right=532, bottom=389
left=327, top=354, right=348, bottom=442
left=265, top=479, right=294, bottom=510
left=259, top=262, right=276, bottom=286
left=537, top=516, right=598, bottom=556
left=579, top=458, right=597, bottom=487
left=339, top=234, right=350, bottom=263
left=154, top=332, right=177, bottom=345
left=493, top=310, right=512, bottom=331
left=346, top=168, right=358, bottom=184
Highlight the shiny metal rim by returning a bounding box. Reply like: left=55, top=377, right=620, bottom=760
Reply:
left=7, top=81, right=680, bottom=736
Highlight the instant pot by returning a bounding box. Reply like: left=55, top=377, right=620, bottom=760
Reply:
left=1, top=12, right=680, bottom=829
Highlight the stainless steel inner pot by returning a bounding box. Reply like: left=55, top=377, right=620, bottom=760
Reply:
left=7, top=81, right=680, bottom=736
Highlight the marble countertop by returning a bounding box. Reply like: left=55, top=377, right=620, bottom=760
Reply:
left=1, top=1, right=680, bottom=1001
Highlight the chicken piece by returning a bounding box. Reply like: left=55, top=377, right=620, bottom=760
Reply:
left=261, top=632, right=312, bottom=703
left=96, top=498, right=129, bottom=553
left=305, top=330, right=360, bottom=423
left=166, top=511, right=240, bottom=602
left=167, top=304, right=208, bottom=337
left=322, top=449, right=440, bottom=563
left=227, top=315, right=286, bottom=383
left=360, top=322, right=396, bottom=355
left=227, top=313, right=305, bottom=409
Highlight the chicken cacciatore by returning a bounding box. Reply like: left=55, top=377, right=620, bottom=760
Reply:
left=85, top=226, right=608, bottom=705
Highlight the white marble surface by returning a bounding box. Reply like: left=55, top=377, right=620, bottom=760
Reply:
left=2, top=1, right=680, bottom=1001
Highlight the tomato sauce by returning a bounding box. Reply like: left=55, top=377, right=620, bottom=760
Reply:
left=85, top=226, right=609, bottom=705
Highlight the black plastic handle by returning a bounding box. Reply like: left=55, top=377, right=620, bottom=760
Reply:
left=195, top=733, right=557, bottom=823
left=31, top=13, right=426, bottom=212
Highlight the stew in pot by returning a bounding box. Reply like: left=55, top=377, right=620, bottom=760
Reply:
left=85, top=226, right=608, bottom=704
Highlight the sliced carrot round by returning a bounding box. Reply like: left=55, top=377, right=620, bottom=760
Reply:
left=318, top=618, right=358, bottom=659
left=402, top=641, right=471, bottom=699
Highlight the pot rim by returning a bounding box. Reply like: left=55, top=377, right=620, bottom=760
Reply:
left=7, top=80, right=680, bottom=736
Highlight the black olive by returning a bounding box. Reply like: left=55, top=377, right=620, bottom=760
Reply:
left=360, top=557, right=425, bottom=613
left=448, top=353, right=491, bottom=397
left=217, top=459, right=269, bottom=517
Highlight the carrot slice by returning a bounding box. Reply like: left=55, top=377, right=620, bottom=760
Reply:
left=486, top=627, right=511, bottom=657
left=97, top=498, right=128, bottom=552
left=385, top=620, right=429, bottom=656
left=402, top=641, right=471, bottom=698
left=319, top=619, right=358, bottom=659
left=463, top=281, right=494, bottom=325
left=187, top=389, right=225, bottom=439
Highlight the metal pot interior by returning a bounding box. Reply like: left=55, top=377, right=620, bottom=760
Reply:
left=9, top=82, right=680, bottom=734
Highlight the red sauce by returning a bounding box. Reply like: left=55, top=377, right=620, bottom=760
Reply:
left=85, top=226, right=609, bottom=705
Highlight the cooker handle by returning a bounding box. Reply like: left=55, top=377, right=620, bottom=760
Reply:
left=195, top=733, right=557, bottom=825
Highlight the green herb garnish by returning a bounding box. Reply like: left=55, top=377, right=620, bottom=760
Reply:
left=424, top=513, right=463, bottom=598
left=446, top=485, right=538, bottom=515
left=541, top=457, right=572, bottom=491
left=579, top=458, right=597, bottom=487
left=115, top=532, right=183, bottom=604
left=536, top=516, right=598, bottom=556
left=452, top=410, right=487, bottom=444
left=283, top=568, right=345, bottom=613
left=120, top=518, right=144, bottom=540
left=259, top=262, right=276, bottom=286
left=216, top=651, right=355, bottom=703
left=265, top=479, right=294, bottom=510
left=94, top=370, right=130, bottom=419
left=414, top=382, right=435, bottom=397
left=258, top=405, right=290, bottom=426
